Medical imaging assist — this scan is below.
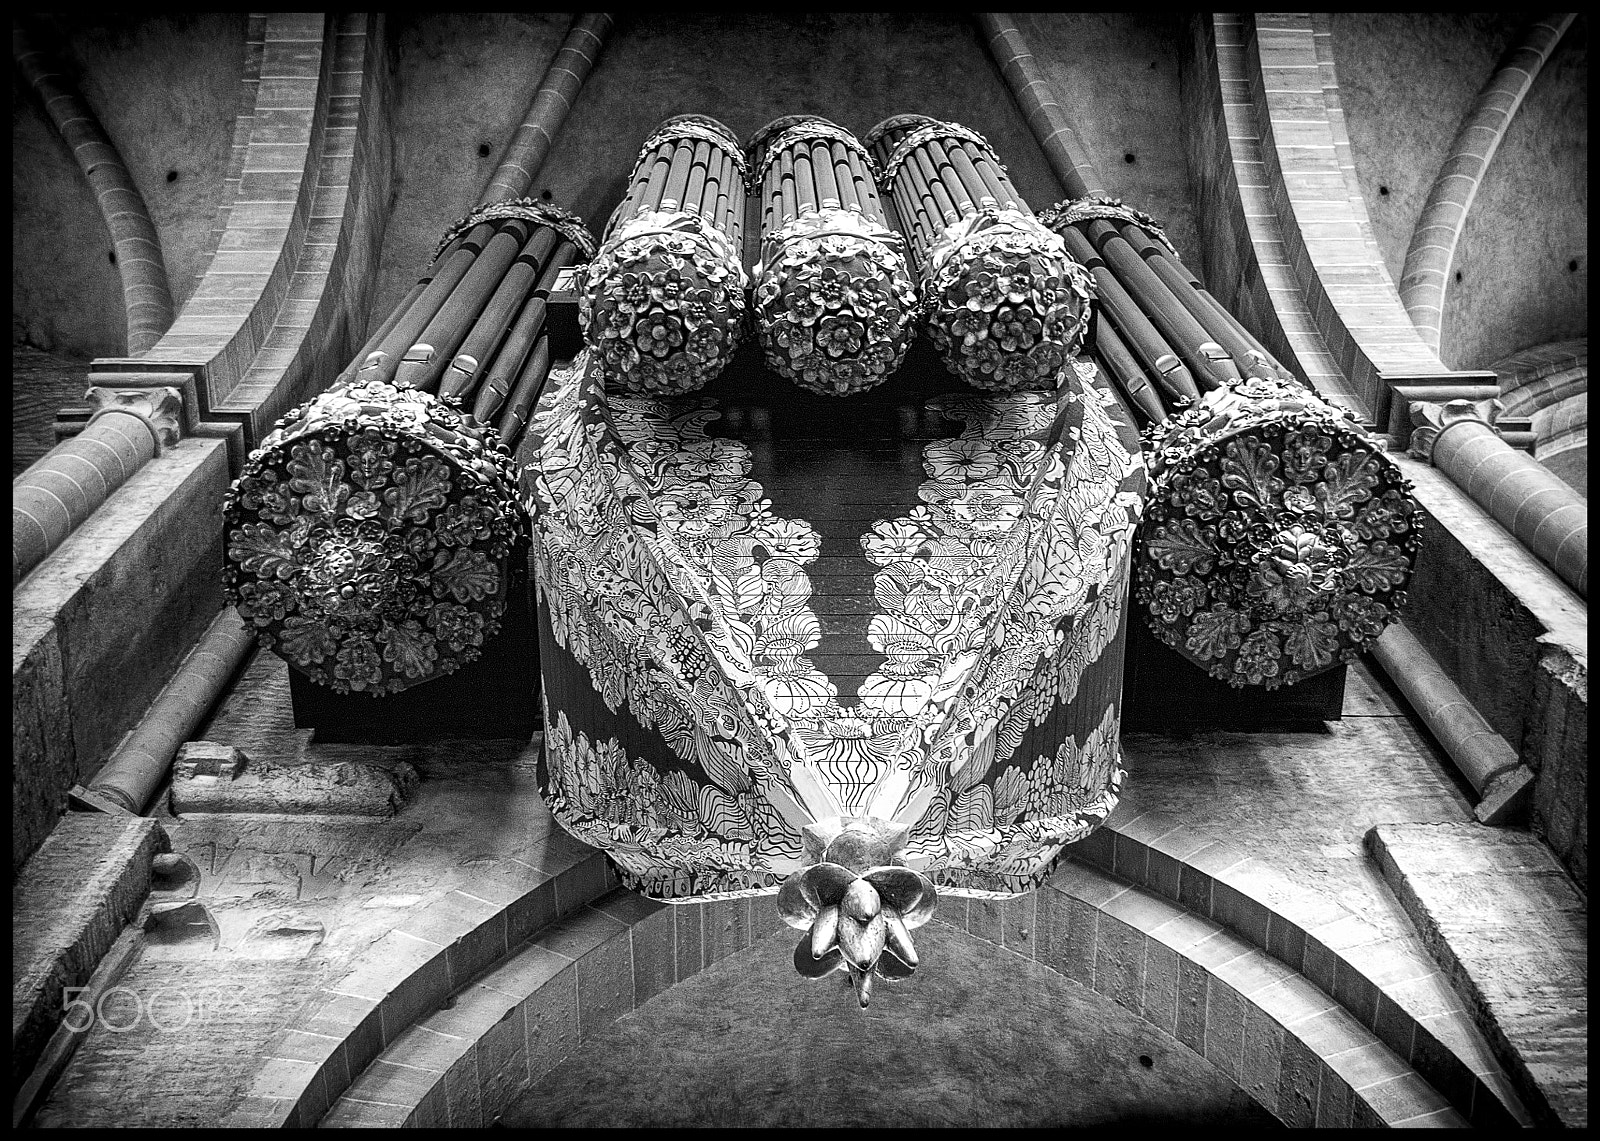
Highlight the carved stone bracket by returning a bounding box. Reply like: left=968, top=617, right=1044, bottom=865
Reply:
left=1408, top=397, right=1501, bottom=463
left=84, top=385, right=184, bottom=453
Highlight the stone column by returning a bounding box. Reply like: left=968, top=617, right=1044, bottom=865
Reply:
left=1410, top=399, right=1587, bottom=597
left=12, top=387, right=183, bottom=587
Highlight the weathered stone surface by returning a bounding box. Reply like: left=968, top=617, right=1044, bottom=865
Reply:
left=11, top=813, right=167, bottom=1087
left=12, top=435, right=230, bottom=872
left=1367, top=822, right=1587, bottom=1128
left=170, top=743, right=418, bottom=817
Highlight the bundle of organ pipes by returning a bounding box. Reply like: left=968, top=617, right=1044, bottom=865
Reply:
left=342, top=201, right=593, bottom=452
left=221, top=198, right=598, bottom=696
left=581, top=114, right=749, bottom=394
left=746, top=115, right=919, bottom=395
left=971, top=12, right=1423, bottom=690
left=864, top=114, right=1094, bottom=393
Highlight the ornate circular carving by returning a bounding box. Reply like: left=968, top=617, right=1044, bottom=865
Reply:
left=223, top=380, right=524, bottom=695
left=922, top=206, right=1095, bottom=393
left=752, top=208, right=920, bottom=396
left=1137, top=376, right=1421, bottom=688
left=580, top=209, right=748, bottom=395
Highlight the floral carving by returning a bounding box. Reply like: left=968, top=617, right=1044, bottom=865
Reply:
left=580, top=209, right=747, bottom=395
left=1137, top=375, right=1421, bottom=688
left=922, top=206, right=1095, bottom=393
left=753, top=208, right=920, bottom=396
left=223, top=380, right=523, bottom=695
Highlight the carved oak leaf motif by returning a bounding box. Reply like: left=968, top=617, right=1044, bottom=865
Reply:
left=431, top=548, right=498, bottom=602
left=1284, top=619, right=1340, bottom=672
left=383, top=457, right=451, bottom=525
left=1342, top=540, right=1412, bottom=594
left=1145, top=517, right=1218, bottom=576
left=228, top=522, right=300, bottom=581
left=1220, top=435, right=1285, bottom=514
left=379, top=619, right=438, bottom=679
left=1185, top=606, right=1249, bottom=661
left=280, top=615, right=338, bottom=665
left=1314, top=451, right=1381, bottom=520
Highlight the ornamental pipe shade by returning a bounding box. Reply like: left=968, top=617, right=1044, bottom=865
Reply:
left=864, top=115, right=1094, bottom=394
left=746, top=115, right=919, bottom=396
left=973, top=10, right=1420, bottom=687
left=223, top=380, right=525, bottom=695
left=1138, top=375, right=1421, bottom=688
left=222, top=201, right=595, bottom=695
left=581, top=115, right=749, bottom=395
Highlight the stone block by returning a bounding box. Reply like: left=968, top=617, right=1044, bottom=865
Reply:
left=968, top=896, right=1004, bottom=945
left=629, top=905, right=676, bottom=1006
left=1001, top=891, right=1036, bottom=957
left=701, top=897, right=749, bottom=967
left=1175, top=958, right=1208, bottom=1052
left=524, top=964, right=578, bottom=1081
left=170, top=745, right=417, bottom=816
left=11, top=813, right=166, bottom=1085
left=1141, top=940, right=1180, bottom=1035
left=674, top=903, right=705, bottom=981
left=1276, top=1033, right=1321, bottom=1128
left=575, top=923, right=633, bottom=1038
left=1203, top=978, right=1247, bottom=1080
left=1240, top=1004, right=1286, bottom=1116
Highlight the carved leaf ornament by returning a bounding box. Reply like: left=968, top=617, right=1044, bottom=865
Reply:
left=1137, top=376, right=1421, bottom=687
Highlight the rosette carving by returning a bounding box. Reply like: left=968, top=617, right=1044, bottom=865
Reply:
left=223, top=380, right=524, bottom=695
left=752, top=208, right=920, bottom=396
left=1137, top=376, right=1421, bottom=688
left=579, top=208, right=748, bottom=395
left=923, top=206, right=1095, bottom=393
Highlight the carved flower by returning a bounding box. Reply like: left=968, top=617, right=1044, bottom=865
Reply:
left=236, top=579, right=295, bottom=626
left=614, top=270, right=654, bottom=316
left=949, top=306, right=991, bottom=347
left=958, top=271, right=1004, bottom=313
left=816, top=315, right=865, bottom=359
left=634, top=311, right=685, bottom=358
left=992, top=305, right=1043, bottom=353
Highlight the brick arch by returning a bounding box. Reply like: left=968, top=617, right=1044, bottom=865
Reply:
left=261, top=811, right=1528, bottom=1128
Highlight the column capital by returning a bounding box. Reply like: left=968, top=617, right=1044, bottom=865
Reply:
left=1408, top=397, right=1500, bottom=463
left=85, top=385, right=184, bottom=451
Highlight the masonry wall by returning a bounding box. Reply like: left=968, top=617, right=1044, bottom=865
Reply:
left=1330, top=13, right=1588, bottom=370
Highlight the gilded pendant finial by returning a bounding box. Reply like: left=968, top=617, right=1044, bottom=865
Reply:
left=776, top=816, right=937, bottom=1008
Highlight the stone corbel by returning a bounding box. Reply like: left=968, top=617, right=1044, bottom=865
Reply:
left=84, top=385, right=185, bottom=453
left=1407, top=397, right=1501, bottom=463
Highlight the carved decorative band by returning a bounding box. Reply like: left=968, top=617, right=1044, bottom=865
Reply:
left=223, top=380, right=524, bottom=695
left=922, top=205, right=1096, bottom=392
left=580, top=208, right=748, bottom=395
left=631, top=115, right=748, bottom=185
left=749, top=118, right=879, bottom=187
left=432, top=198, right=596, bottom=265
left=1137, top=376, right=1420, bottom=688
left=875, top=119, right=1007, bottom=191
left=1037, top=195, right=1180, bottom=260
